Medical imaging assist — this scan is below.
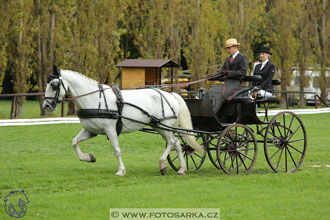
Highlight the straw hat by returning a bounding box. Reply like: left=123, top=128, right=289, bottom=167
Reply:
left=224, top=38, right=240, bottom=48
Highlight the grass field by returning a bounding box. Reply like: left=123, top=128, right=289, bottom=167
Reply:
left=0, top=112, right=330, bottom=220
left=0, top=100, right=70, bottom=119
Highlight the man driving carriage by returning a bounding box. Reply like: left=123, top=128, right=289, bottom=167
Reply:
left=203, top=38, right=248, bottom=121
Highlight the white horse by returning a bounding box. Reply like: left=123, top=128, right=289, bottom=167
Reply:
left=43, top=65, right=204, bottom=176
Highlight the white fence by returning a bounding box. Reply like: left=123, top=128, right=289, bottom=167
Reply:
left=0, top=108, right=329, bottom=126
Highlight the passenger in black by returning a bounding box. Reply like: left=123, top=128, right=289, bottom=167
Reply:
left=252, top=46, right=275, bottom=97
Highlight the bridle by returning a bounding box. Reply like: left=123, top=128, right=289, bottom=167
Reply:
left=44, top=71, right=68, bottom=108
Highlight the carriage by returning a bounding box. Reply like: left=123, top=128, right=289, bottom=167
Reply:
left=44, top=66, right=307, bottom=176
left=162, top=76, right=307, bottom=174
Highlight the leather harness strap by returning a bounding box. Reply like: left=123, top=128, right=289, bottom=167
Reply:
left=111, top=84, right=124, bottom=135
left=77, top=85, right=177, bottom=136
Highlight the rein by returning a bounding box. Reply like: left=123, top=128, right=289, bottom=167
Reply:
left=62, top=87, right=112, bottom=102
left=62, top=73, right=222, bottom=101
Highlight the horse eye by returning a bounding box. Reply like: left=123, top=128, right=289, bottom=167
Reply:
left=51, top=82, right=60, bottom=90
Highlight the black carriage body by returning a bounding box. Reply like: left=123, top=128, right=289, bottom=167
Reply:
left=185, top=97, right=278, bottom=131
left=165, top=76, right=307, bottom=174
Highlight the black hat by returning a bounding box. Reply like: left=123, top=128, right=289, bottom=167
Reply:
left=259, top=46, right=272, bottom=55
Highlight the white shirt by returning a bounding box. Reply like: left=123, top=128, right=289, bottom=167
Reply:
left=260, top=59, right=269, bottom=70
left=231, top=51, right=240, bottom=60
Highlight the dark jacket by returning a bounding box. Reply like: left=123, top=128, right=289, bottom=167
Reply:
left=212, top=53, right=248, bottom=81
left=252, top=61, right=275, bottom=92
left=204, top=52, right=248, bottom=114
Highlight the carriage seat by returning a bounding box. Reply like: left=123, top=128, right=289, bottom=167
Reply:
left=230, top=77, right=281, bottom=103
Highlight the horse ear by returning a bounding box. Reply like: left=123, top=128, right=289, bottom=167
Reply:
left=53, top=65, right=59, bottom=76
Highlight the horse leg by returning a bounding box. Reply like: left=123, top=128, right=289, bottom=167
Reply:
left=173, top=137, right=186, bottom=175
left=157, top=129, right=186, bottom=175
left=72, top=129, right=97, bottom=162
left=105, top=129, right=126, bottom=176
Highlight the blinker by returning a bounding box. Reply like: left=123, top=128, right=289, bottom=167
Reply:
left=51, top=81, right=60, bottom=90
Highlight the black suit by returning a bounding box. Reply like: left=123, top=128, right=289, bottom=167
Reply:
left=204, top=52, right=248, bottom=113
left=252, top=61, right=275, bottom=93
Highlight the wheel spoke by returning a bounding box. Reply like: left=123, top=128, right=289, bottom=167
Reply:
left=190, top=155, right=198, bottom=168
left=276, top=148, right=284, bottom=170
left=223, top=152, right=231, bottom=165
left=283, top=113, right=286, bottom=137
left=228, top=155, right=235, bottom=171
left=240, top=147, right=256, bottom=151
left=171, top=155, right=178, bottom=163
left=236, top=154, right=239, bottom=174
left=286, top=146, right=297, bottom=167
left=222, top=152, right=229, bottom=166
left=287, top=143, right=304, bottom=154
left=219, top=147, right=235, bottom=152
left=274, top=120, right=284, bottom=139
left=238, top=137, right=250, bottom=148
left=193, top=152, right=203, bottom=159
left=288, top=138, right=306, bottom=144
left=237, top=151, right=254, bottom=161
left=185, top=153, right=188, bottom=170
left=287, top=115, right=295, bottom=137
left=238, top=154, right=248, bottom=170
left=269, top=147, right=282, bottom=161
left=285, top=146, right=288, bottom=172
left=286, top=125, right=302, bottom=141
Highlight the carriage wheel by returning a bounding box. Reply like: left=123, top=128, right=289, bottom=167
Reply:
left=206, top=133, right=222, bottom=169
left=216, top=124, right=258, bottom=174
left=264, top=111, right=307, bottom=173
left=167, top=133, right=206, bottom=172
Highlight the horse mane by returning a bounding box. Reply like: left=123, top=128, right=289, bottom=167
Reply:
left=62, top=69, right=99, bottom=84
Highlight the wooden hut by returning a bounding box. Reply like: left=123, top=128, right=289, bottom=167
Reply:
left=116, top=59, right=179, bottom=89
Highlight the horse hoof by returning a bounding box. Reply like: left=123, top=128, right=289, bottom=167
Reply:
left=160, top=167, right=168, bottom=175
left=89, top=154, right=96, bottom=162
left=177, top=170, right=185, bottom=175
left=115, top=169, right=126, bottom=176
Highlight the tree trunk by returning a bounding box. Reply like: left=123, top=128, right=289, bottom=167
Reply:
left=298, top=66, right=306, bottom=108
left=15, top=96, right=24, bottom=118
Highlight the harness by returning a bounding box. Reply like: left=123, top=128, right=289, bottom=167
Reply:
left=77, top=84, right=124, bottom=135
left=46, top=73, right=177, bottom=136
left=44, top=71, right=68, bottom=109
left=77, top=87, right=176, bottom=135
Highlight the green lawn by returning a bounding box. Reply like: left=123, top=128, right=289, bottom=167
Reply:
left=0, top=100, right=70, bottom=119
left=0, top=113, right=330, bottom=220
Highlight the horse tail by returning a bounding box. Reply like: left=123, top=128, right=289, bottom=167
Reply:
left=172, top=93, right=205, bottom=154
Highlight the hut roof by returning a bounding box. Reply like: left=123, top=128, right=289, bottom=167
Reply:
left=116, top=59, right=179, bottom=68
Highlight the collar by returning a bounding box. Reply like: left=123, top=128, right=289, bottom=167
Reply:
left=261, top=59, right=269, bottom=66
left=231, top=51, right=240, bottom=60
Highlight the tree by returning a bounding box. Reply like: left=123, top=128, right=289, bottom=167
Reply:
left=0, top=1, right=10, bottom=93
left=267, top=0, right=300, bottom=107
left=6, top=0, right=35, bottom=117
left=310, top=0, right=329, bottom=102
left=295, top=0, right=314, bottom=107
left=222, top=0, right=266, bottom=68
left=183, top=0, right=228, bottom=86
left=33, top=0, right=56, bottom=116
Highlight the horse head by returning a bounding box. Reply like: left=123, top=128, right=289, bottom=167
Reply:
left=43, top=65, right=68, bottom=111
